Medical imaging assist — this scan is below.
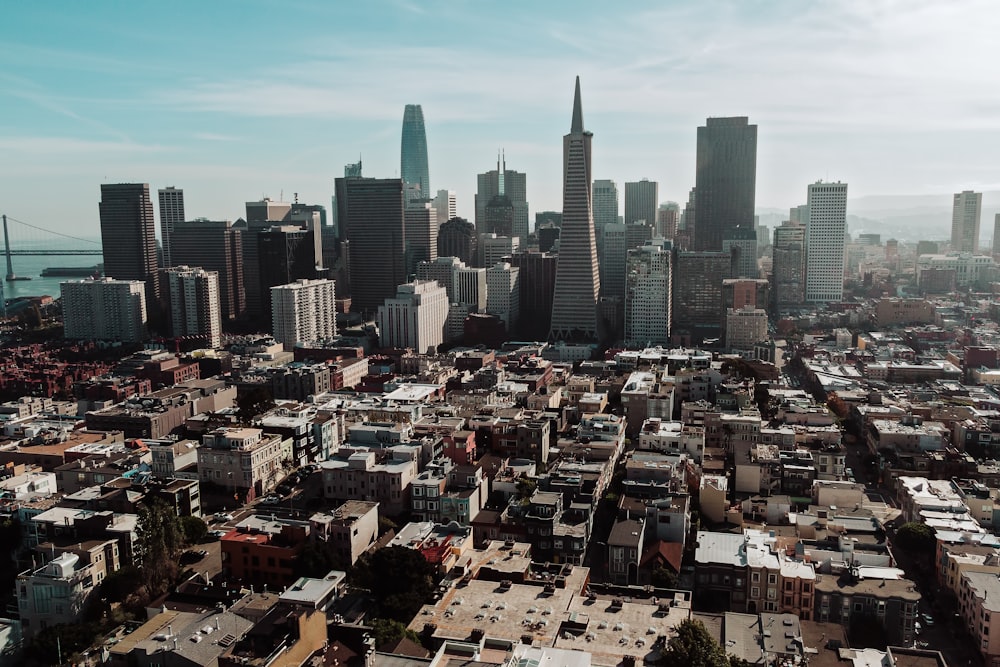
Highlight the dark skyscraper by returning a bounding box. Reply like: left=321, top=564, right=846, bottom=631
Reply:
left=549, top=77, right=601, bottom=342
left=672, top=250, right=735, bottom=344
left=476, top=154, right=529, bottom=242
left=437, top=217, right=478, bottom=265
left=170, top=220, right=245, bottom=323
left=693, top=117, right=757, bottom=251
left=336, top=177, right=407, bottom=315
left=99, top=183, right=159, bottom=305
left=509, top=250, right=558, bottom=341
left=401, top=104, right=430, bottom=200
left=157, top=186, right=184, bottom=268
left=258, top=226, right=320, bottom=317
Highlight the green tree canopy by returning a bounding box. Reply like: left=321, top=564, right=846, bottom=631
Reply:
left=663, top=619, right=732, bottom=667
left=895, top=521, right=937, bottom=553
left=371, top=618, right=421, bottom=651
left=353, top=546, right=438, bottom=622
left=179, top=515, right=208, bottom=544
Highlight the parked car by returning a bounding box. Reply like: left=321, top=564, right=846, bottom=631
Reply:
left=209, top=529, right=227, bottom=539
left=921, top=613, right=934, bottom=626
left=213, top=512, right=234, bottom=522
left=276, top=483, right=293, bottom=497
left=260, top=495, right=280, bottom=505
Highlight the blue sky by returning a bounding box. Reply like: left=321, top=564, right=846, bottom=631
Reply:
left=2, top=0, right=1000, bottom=237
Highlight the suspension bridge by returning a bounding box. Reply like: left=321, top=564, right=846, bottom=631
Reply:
left=2, top=214, right=103, bottom=281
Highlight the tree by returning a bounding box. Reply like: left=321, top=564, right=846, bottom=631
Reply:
left=294, top=542, right=345, bottom=579
left=895, top=522, right=937, bottom=554
left=371, top=618, right=421, bottom=650
left=179, top=515, right=208, bottom=544
left=237, top=386, right=275, bottom=424
left=353, top=546, right=438, bottom=622
left=515, top=476, right=536, bottom=501
left=663, top=619, right=732, bottom=667
left=651, top=566, right=678, bottom=589
left=136, top=499, right=183, bottom=597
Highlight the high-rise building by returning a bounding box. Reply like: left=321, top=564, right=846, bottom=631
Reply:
left=377, top=280, right=449, bottom=353
left=721, top=278, right=768, bottom=343
left=157, top=186, right=184, bottom=268
left=725, top=306, right=768, bottom=352
left=454, top=266, right=487, bottom=311
left=601, top=222, right=655, bottom=300
left=258, top=226, right=322, bottom=318
left=509, top=250, right=557, bottom=340
left=624, top=179, right=658, bottom=226
left=672, top=250, right=733, bottom=343
left=772, top=223, right=806, bottom=307
left=401, top=104, right=430, bottom=200
left=789, top=204, right=809, bottom=225
left=163, top=266, right=222, bottom=348
left=993, top=214, right=1000, bottom=257
left=405, top=201, right=438, bottom=276
left=951, top=190, right=983, bottom=253
left=625, top=239, right=672, bottom=348
left=479, top=234, right=519, bottom=268
left=170, top=220, right=245, bottom=323
left=537, top=223, right=560, bottom=253
left=416, top=257, right=461, bottom=301
left=437, top=217, right=477, bottom=265
left=335, top=178, right=406, bottom=315
left=99, top=183, right=160, bottom=307
left=805, top=181, right=848, bottom=303
left=270, top=279, right=336, bottom=346
left=240, top=198, right=291, bottom=320
left=677, top=188, right=696, bottom=251
left=61, top=278, right=147, bottom=343
left=693, top=117, right=757, bottom=251
left=656, top=202, right=680, bottom=240
left=432, top=190, right=457, bottom=225
left=592, top=179, right=619, bottom=250
left=722, top=226, right=759, bottom=278
left=486, top=262, right=520, bottom=330
left=549, top=77, right=601, bottom=342
left=476, top=154, right=529, bottom=242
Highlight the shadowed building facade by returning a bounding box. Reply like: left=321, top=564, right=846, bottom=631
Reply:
left=693, top=117, right=757, bottom=252
left=99, top=183, right=160, bottom=310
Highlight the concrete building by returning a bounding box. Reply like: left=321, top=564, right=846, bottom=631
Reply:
left=625, top=238, right=672, bottom=347
left=726, top=306, right=768, bottom=352
left=549, top=78, right=601, bottom=341
left=321, top=449, right=419, bottom=516
left=437, top=217, right=477, bottom=265
left=805, top=181, right=848, bottom=303
left=958, top=569, right=1000, bottom=665
left=270, top=278, right=337, bottom=347
left=772, top=223, right=806, bottom=307
left=169, top=219, right=245, bottom=322
left=432, top=189, right=456, bottom=226
left=592, top=178, right=619, bottom=249
left=509, top=250, right=558, bottom=340
left=61, top=278, right=147, bottom=343
left=486, top=262, right=520, bottom=330
left=99, top=183, right=159, bottom=307
left=157, top=186, right=184, bottom=268
left=952, top=190, right=983, bottom=253
left=694, top=117, right=757, bottom=252
left=404, top=200, right=437, bottom=275
left=722, top=225, right=758, bottom=279
left=377, top=280, right=449, bottom=353
left=672, top=250, right=732, bottom=343
left=917, top=252, right=994, bottom=288
left=239, top=198, right=290, bottom=320
left=17, top=548, right=118, bottom=639
left=479, top=233, right=519, bottom=268
left=197, top=427, right=283, bottom=502
left=624, top=178, right=658, bottom=227
left=454, top=265, right=487, bottom=311
left=311, top=500, right=379, bottom=566
left=163, top=266, right=222, bottom=348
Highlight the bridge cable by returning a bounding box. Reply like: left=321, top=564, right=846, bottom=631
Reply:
left=4, top=215, right=102, bottom=246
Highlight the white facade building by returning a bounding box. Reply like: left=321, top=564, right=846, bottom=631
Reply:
left=164, top=265, right=222, bottom=348
left=624, top=239, right=672, bottom=347
left=917, top=253, right=994, bottom=287
left=805, top=180, right=848, bottom=303
left=485, top=262, right=520, bottom=330
left=479, top=233, right=519, bottom=268
left=952, top=190, right=983, bottom=253
left=432, top=189, right=457, bottom=224
left=61, top=278, right=147, bottom=343
left=726, top=305, right=768, bottom=351
left=454, top=266, right=487, bottom=311
left=377, top=280, right=449, bottom=353
left=270, top=278, right=337, bottom=346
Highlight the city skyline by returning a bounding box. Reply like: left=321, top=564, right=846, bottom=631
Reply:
left=3, top=2, right=1000, bottom=236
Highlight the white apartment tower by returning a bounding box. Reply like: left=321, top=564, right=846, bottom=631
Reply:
left=951, top=190, right=983, bottom=253
left=454, top=266, right=487, bottom=311
left=164, top=266, right=222, bottom=348
left=433, top=189, right=457, bottom=223
left=486, top=262, right=520, bottom=330
left=377, top=280, right=449, bottom=353
left=270, top=278, right=337, bottom=346
left=61, top=278, right=148, bottom=343
left=805, top=181, right=848, bottom=303
left=625, top=239, right=672, bottom=347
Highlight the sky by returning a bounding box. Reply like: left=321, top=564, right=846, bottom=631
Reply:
left=3, top=0, right=1000, bottom=239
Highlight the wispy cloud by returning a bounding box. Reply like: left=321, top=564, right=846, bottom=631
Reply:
left=193, top=132, right=243, bottom=142
left=0, top=136, right=169, bottom=154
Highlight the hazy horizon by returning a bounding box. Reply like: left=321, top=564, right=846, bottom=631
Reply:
left=3, top=1, right=1000, bottom=240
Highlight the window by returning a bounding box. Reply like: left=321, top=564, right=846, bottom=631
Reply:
left=752, top=572, right=760, bottom=583
left=767, top=573, right=777, bottom=585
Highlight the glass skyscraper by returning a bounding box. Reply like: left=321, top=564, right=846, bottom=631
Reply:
left=693, top=117, right=757, bottom=252
left=401, top=104, right=430, bottom=200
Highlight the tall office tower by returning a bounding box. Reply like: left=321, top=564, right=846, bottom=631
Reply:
left=416, top=256, right=461, bottom=301
left=722, top=226, right=759, bottom=278
left=479, top=234, right=519, bottom=268
left=592, top=179, right=619, bottom=251
left=509, top=250, right=558, bottom=340
left=271, top=278, right=337, bottom=347
left=537, top=223, right=561, bottom=253
left=454, top=266, right=487, bottom=311
left=483, top=194, right=515, bottom=238
left=772, top=223, right=806, bottom=307
left=157, top=186, right=184, bottom=268
left=725, top=306, right=768, bottom=352
left=693, top=117, right=757, bottom=251
left=549, top=77, right=601, bottom=341
left=432, top=190, right=457, bottom=225
left=624, top=179, right=658, bottom=226
left=672, top=250, right=734, bottom=344
left=258, top=223, right=318, bottom=311
left=163, top=266, right=222, bottom=348
left=344, top=160, right=363, bottom=178
left=657, top=202, right=680, bottom=239
left=600, top=224, right=628, bottom=299
left=805, top=181, right=849, bottom=303
left=240, top=198, right=291, bottom=320
left=405, top=201, right=438, bottom=276
left=377, top=280, right=449, bottom=353
left=437, top=217, right=477, bottom=265
left=401, top=104, right=430, bottom=200
left=677, top=188, right=696, bottom=250
left=99, top=183, right=160, bottom=307
left=475, top=154, right=529, bottom=242
left=170, top=220, right=245, bottom=322
left=335, top=177, right=406, bottom=315
left=61, top=278, right=148, bottom=343
left=951, top=190, right=983, bottom=253
left=486, top=262, right=520, bottom=330
left=625, top=238, right=672, bottom=348
left=993, top=214, right=1000, bottom=256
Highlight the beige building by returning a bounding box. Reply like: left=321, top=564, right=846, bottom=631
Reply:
left=197, top=427, right=283, bottom=502
left=377, top=280, right=449, bottom=353
left=959, top=570, right=1000, bottom=665
left=726, top=305, right=768, bottom=351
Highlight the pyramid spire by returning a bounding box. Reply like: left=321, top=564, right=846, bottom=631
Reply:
left=571, top=76, right=584, bottom=133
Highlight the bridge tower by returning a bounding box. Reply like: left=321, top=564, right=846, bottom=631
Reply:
left=3, top=214, right=17, bottom=281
